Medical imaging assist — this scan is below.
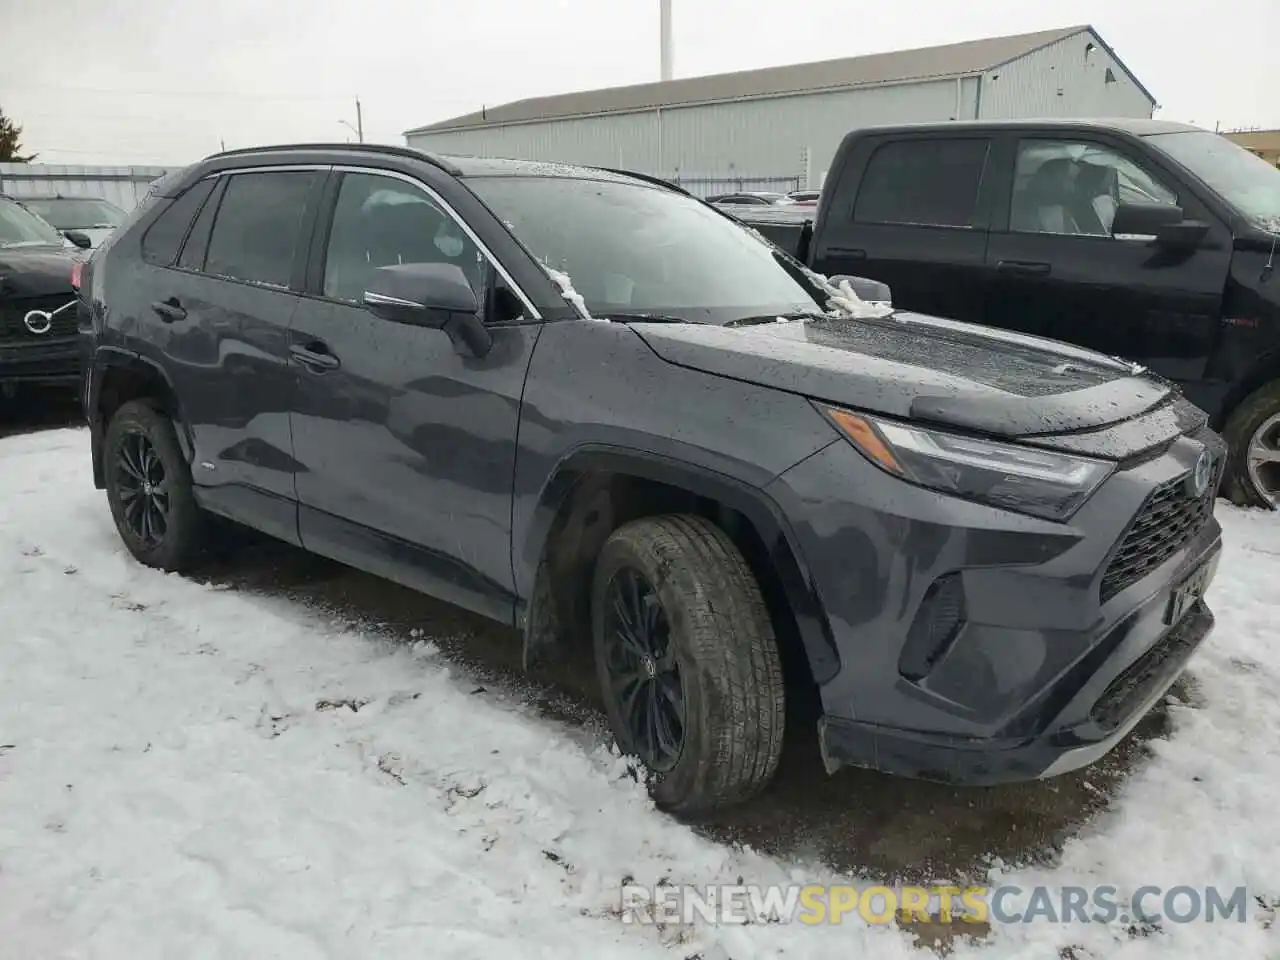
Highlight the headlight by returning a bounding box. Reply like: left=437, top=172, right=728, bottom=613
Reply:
left=818, top=405, right=1114, bottom=521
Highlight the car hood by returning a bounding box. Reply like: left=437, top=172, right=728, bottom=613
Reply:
left=630, top=311, right=1188, bottom=458
left=0, top=244, right=77, bottom=298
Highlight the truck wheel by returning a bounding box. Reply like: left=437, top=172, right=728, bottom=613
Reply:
left=592, top=514, right=784, bottom=814
left=103, top=399, right=206, bottom=571
left=1223, top=381, right=1280, bottom=508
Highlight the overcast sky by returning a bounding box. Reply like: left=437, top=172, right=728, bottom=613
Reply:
left=3, top=0, right=1276, bottom=166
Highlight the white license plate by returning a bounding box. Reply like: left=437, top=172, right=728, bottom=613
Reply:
left=1165, top=557, right=1213, bottom=625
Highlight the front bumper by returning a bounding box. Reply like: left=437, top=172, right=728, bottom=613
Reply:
left=767, top=427, right=1224, bottom=785
left=816, top=581, right=1215, bottom=785
left=0, top=336, right=84, bottom=387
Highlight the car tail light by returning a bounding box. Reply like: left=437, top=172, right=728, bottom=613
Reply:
left=70, top=260, right=84, bottom=290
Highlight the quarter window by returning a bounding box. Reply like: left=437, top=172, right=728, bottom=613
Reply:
left=1011, top=140, right=1178, bottom=237
left=177, top=177, right=224, bottom=271
left=140, top=178, right=216, bottom=266
left=322, top=173, right=483, bottom=303
left=854, top=139, right=991, bottom=228
left=204, top=171, right=317, bottom=287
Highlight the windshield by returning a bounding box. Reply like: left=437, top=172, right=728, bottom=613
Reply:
left=20, top=197, right=126, bottom=230
left=467, top=176, right=825, bottom=324
left=0, top=198, right=65, bottom=247
left=1147, top=130, right=1280, bottom=232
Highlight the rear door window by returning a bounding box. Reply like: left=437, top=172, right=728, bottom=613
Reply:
left=203, top=171, right=318, bottom=288
left=854, top=139, right=992, bottom=228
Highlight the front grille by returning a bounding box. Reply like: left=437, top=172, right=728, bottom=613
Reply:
left=0, top=295, right=80, bottom=343
left=1100, top=453, right=1221, bottom=603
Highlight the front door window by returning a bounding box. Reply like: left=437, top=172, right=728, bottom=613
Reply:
left=1010, top=140, right=1178, bottom=237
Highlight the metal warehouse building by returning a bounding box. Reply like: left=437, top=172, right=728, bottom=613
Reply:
left=404, top=24, right=1155, bottom=196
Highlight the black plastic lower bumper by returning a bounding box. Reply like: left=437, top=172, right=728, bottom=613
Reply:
left=818, top=600, right=1215, bottom=785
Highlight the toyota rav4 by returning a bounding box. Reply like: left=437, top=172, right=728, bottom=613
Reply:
left=80, top=144, right=1224, bottom=813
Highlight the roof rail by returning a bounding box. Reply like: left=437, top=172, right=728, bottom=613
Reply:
left=206, top=142, right=463, bottom=176
left=594, top=166, right=697, bottom=198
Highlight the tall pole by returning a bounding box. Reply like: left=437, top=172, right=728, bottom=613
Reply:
left=355, top=97, right=364, bottom=143
left=659, top=0, right=673, bottom=81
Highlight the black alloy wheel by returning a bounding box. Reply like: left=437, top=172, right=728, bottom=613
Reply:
left=103, top=399, right=205, bottom=571
left=114, top=430, right=170, bottom=547
left=601, top=566, right=685, bottom=772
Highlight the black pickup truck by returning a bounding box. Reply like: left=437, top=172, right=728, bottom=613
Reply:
left=741, top=119, right=1280, bottom=507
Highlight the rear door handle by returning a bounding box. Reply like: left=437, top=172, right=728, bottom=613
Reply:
left=996, top=260, right=1051, bottom=276
left=825, top=246, right=867, bottom=260
left=289, top=342, right=340, bottom=372
left=151, top=298, right=187, bottom=322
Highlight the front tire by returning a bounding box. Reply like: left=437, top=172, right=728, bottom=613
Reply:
left=104, top=400, right=205, bottom=571
left=1223, top=381, right=1280, bottom=508
left=592, top=514, right=785, bottom=814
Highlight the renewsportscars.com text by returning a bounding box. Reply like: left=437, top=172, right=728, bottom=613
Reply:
left=619, top=883, right=1250, bottom=926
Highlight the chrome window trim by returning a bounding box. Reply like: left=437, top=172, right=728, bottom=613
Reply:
left=362, top=291, right=422, bottom=309
left=330, top=164, right=541, bottom=320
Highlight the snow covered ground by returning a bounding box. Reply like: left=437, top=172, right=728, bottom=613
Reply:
left=1, top=426, right=1278, bottom=959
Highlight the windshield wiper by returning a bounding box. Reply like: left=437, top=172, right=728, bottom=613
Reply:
left=726, top=311, right=829, bottom=327
left=598, top=313, right=696, bottom=324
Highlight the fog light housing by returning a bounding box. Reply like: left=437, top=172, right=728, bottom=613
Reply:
left=899, top=574, right=966, bottom=681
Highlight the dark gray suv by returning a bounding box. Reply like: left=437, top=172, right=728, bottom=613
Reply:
left=79, top=143, right=1224, bottom=813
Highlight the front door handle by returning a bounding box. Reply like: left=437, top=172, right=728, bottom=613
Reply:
left=996, top=260, right=1051, bottom=276
left=289, top=343, right=341, bottom=372
left=151, top=298, right=187, bottom=322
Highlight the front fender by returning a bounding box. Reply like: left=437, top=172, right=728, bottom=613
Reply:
left=517, top=444, right=842, bottom=684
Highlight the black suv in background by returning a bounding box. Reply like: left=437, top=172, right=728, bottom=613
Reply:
left=81, top=144, right=1223, bottom=812
left=742, top=120, right=1280, bottom=507
left=0, top=195, right=83, bottom=398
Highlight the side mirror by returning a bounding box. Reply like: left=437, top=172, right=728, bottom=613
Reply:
left=1111, top=203, right=1208, bottom=248
left=363, top=262, right=492, bottom=356
left=64, top=230, right=92, bottom=249
left=1156, top=219, right=1210, bottom=248
left=829, top=274, right=892, bottom=306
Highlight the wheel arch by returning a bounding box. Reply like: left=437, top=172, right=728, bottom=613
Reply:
left=90, top=349, right=191, bottom=489
left=1214, top=348, right=1280, bottom=431
left=519, top=446, right=840, bottom=687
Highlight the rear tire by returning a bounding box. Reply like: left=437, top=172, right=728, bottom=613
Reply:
left=103, top=399, right=206, bottom=571
left=592, top=514, right=785, bottom=814
left=1222, top=380, right=1280, bottom=508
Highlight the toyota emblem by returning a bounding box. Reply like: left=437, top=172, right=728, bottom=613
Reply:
left=22, top=300, right=75, bottom=335
left=1187, top=447, right=1212, bottom=499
